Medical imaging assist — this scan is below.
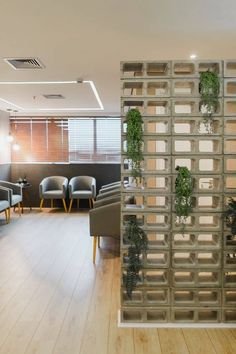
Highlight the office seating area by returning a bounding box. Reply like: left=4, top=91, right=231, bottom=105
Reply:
left=39, top=175, right=97, bottom=213
left=1, top=2, right=236, bottom=352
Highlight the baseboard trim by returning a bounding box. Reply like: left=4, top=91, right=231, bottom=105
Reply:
left=118, top=310, right=236, bottom=328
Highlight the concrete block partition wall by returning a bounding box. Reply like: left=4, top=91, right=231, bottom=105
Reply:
left=120, top=60, right=236, bottom=324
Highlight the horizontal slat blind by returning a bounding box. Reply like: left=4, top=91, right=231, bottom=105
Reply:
left=68, top=118, right=121, bottom=162
left=10, top=119, right=69, bottom=163
left=96, top=119, right=121, bottom=162
left=69, top=119, right=94, bottom=162
left=10, top=117, right=121, bottom=163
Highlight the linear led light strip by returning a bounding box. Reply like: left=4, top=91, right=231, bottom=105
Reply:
left=0, top=80, right=104, bottom=111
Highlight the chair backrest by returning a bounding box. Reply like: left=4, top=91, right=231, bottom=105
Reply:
left=72, top=176, right=95, bottom=190
left=46, top=176, right=67, bottom=190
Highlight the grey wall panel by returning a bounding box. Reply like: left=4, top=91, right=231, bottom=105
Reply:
left=11, top=163, right=120, bottom=207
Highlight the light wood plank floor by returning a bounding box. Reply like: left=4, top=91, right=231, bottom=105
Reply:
left=0, top=210, right=235, bottom=354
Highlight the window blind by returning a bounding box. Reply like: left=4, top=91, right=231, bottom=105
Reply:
left=10, top=119, right=69, bottom=163
left=10, top=117, right=121, bottom=163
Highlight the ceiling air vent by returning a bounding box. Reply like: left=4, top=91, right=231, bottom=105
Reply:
left=4, top=57, right=45, bottom=69
left=43, top=94, right=65, bottom=99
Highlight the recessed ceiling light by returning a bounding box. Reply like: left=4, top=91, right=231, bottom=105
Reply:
left=190, top=54, right=197, bottom=59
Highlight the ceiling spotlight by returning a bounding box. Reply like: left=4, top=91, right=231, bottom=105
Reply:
left=190, top=54, right=197, bottom=59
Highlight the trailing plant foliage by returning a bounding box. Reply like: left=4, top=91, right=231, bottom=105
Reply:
left=199, top=70, right=220, bottom=134
left=224, top=197, right=236, bottom=240
left=125, top=108, right=144, bottom=180
left=124, top=217, right=148, bottom=299
left=175, top=166, right=194, bottom=231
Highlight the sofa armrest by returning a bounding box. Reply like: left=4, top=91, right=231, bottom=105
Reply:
left=94, top=195, right=120, bottom=208
left=62, top=178, right=68, bottom=194
left=0, top=181, right=22, bottom=196
left=101, top=181, right=121, bottom=189
left=89, top=202, right=120, bottom=237
left=97, top=189, right=120, bottom=200
left=91, top=178, right=96, bottom=198
left=0, top=187, right=11, bottom=203
left=39, top=178, right=49, bottom=197
left=100, top=185, right=121, bottom=193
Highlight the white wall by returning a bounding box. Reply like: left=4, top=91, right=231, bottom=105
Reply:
left=0, top=110, right=10, bottom=164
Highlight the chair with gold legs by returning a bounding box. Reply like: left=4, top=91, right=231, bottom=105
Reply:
left=0, top=181, right=22, bottom=217
left=0, top=187, right=11, bottom=224
left=39, top=176, right=68, bottom=212
left=89, top=196, right=120, bottom=263
left=68, top=176, right=96, bottom=213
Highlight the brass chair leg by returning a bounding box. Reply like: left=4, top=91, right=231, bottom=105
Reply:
left=77, top=199, right=80, bottom=209
left=18, top=203, right=21, bottom=216
left=91, top=198, right=95, bottom=208
left=68, top=199, right=73, bottom=213
left=62, top=198, right=67, bottom=213
left=89, top=199, right=92, bottom=209
left=4, top=209, right=8, bottom=223
left=98, top=236, right=100, bottom=248
left=40, top=199, right=44, bottom=211
left=51, top=199, right=53, bottom=208
left=93, top=236, right=98, bottom=263
left=7, top=208, right=10, bottom=223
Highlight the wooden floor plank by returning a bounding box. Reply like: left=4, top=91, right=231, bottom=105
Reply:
left=159, top=329, right=189, bottom=354
left=207, top=329, right=236, bottom=354
left=0, top=212, right=79, bottom=351
left=0, top=214, right=64, bottom=313
left=134, top=329, right=162, bottom=354
left=0, top=211, right=235, bottom=354
left=183, top=329, right=216, bottom=354
left=23, top=233, right=90, bottom=354
left=78, top=255, right=114, bottom=354
left=52, top=256, right=96, bottom=354
left=107, top=257, right=135, bottom=354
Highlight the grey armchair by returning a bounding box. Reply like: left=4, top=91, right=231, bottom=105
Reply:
left=89, top=199, right=120, bottom=263
left=0, top=180, right=22, bottom=215
left=68, top=176, right=96, bottom=213
left=39, top=176, right=68, bottom=212
left=0, top=187, right=11, bottom=223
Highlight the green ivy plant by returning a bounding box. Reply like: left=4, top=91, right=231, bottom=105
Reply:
left=124, top=217, right=148, bottom=299
left=199, top=70, right=220, bottom=134
left=125, top=108, right=144, bottom=181
left=224, top=198, right=236, bottom=241
left=175, top=166, right=194, bottom=231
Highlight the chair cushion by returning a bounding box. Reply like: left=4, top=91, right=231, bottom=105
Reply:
left=43, top=190, right=64, bottom=198
left=11, top=194, right=22, bottom=206
left=0, top=200, right=10, bottom=212
left=71, top=191, right=93, bottom=199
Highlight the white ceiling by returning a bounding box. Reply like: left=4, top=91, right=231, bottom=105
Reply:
left=0, top=0, right=236, bottom=116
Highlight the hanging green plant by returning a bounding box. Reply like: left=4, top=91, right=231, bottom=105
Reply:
left=123, top=217, right=148, bottom=299
left=199, top=70, right=220, bottom=134
left=224, top=197, right=236, bottom=241
left=175, top=166, right=194, bottom=231
left=125, top=108, right=144, bottom=181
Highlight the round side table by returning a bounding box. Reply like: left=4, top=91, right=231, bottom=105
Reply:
left=17, top=183, right=32, bottom=213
